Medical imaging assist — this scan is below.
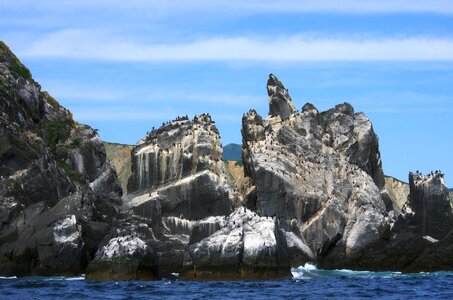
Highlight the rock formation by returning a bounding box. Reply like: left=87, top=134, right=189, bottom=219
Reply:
left=381, top=176, right=410, bottom=215
left=242, top=75, right=386, bottom=266
left=103, top=142, right=133, bottom=194
left=2, top=41, right=452, bottom=278
left=87, top=114, right=239, bottom=279
left=267, top=74, right=297, bottom=120
left=0, top=41, right=122, bottom=276
left=124, top=114, right=232, bottom=220
left=404, top=171, right=452, bottom=240
left=88, top=114, right=296, bottom=280
left=180, top=207, right=292, bottom=280
left=350, top=171, right=453, bottom=272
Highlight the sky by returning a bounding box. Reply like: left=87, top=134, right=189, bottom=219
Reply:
left=1, top=0, right=452, bottom=182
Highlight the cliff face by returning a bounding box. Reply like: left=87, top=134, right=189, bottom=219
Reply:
left=241, top=75, right=386, bottom=265
left=0, top=41, right=122, bottom=276
left=405, top=172, right=452, bottom=240
left=103, top=142, right=133, bottom=194
left=180, top=207, right=291, bottom=280
left=88, top=115, right=295, bottom=280
left=124, top=114, right=232, bottom=220
left=353, top=171, right=453, bottom=272
left=87, top=115, right=238, bottom=280
left=2, top=41, right=451, bottom=278
left=381, top=176, right=410, bottom=214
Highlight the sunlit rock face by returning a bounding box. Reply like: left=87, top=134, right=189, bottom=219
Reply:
left=381, top=176, right=410, bottom=215
left=124, top=114, right=232, bottom=220
left=86, top=216, right=159, bottom=281
left=95, top=114, right=235, bottom=279
left=180, top=207, right=292, bottom=280
left=241, top=74, right=386, bottom=265
left=346, top=171, right=453, bottom=273
left=0, top=41, right=122, bottom=276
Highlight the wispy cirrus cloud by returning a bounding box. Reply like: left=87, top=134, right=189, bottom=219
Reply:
left=17, top=29, right=453, bottom=62
left=2, top=0, right=453, bottom=15
left=43, top=81, right=260, bottom=106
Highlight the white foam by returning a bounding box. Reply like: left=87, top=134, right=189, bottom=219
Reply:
left=291, top=263, right=319, bottom=279
left=302, top=263, right=318, bottom=271
left=0, top=276, right=17, bottom=279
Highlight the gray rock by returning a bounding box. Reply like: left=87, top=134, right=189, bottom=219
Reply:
left=381, top=176, right=410, bottom=215
left=180, top=207, right=291, bottom=280
left=267, top=74, right=296, bottom=120
left=330, top=171, right=453, bottom=272
left=0, top=41, right=122, bottom=276
left=242, top=75, right=386, bottom=266
left=404, top=172, right=453, bottom=240
left=86, top=217, right=158, bottom=280
left=124, top=114, right=232, bottom=220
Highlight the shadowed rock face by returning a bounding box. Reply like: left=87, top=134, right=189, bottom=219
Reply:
left=242, top=74, right=386, bottom=265
left=124, top=114, right=232, bottom=220
left=267, top=74, right=296, bottom=120
left=0, top=41, right=122, bottom=276
left=405, top=172, right=452, bottom=240
left=339, top=171, right=453, bottom=272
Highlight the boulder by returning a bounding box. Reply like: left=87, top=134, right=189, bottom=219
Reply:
left=180, top=207, right=291, bottom=280
left=86, top=217, right=158, bottom=281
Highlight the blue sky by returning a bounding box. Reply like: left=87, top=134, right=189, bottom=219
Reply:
left=1, top=0, right=452, bottom=182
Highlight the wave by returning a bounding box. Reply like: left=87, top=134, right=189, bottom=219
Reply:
left=0, top=275, right=85, bottom=281
left=43, top=275, right=85, bottom=281
left=291, top=263, right=404, bottom=280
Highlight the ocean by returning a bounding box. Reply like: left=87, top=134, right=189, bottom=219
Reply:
left=1, top=265, right=452, bottom=299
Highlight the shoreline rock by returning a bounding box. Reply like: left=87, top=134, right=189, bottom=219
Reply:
left=2, top=41, right=452, bottom=279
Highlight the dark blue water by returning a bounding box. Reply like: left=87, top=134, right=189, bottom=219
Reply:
left=1, top=265, right=452, bottom=299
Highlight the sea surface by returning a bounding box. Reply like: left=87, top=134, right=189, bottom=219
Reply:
left=1, top=264, right=452, bottom=299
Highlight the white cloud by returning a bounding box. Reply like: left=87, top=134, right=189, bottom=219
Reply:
left=18, top=29, right=453, bottom=62
left=43, top=84, right=122, bottom=102
left=43, top=80, right=260, bottom=106
left=72, top=108, right=171, bottom=121
left=72, top=106, right=241, bottom=122
left=3, top=0, right=453, bottom=15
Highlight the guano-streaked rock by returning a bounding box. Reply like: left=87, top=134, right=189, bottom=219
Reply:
left=180, top=207, right=292, bottom=280
left=242, top=75, right=386, bottom=267
left=124, top=114, right=232, bottom=220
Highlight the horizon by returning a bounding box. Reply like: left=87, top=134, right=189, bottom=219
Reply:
left=1, top=1, right=452, bottom=182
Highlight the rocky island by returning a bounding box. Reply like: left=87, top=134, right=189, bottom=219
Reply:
left=0, top=41, right=452, bottom=280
